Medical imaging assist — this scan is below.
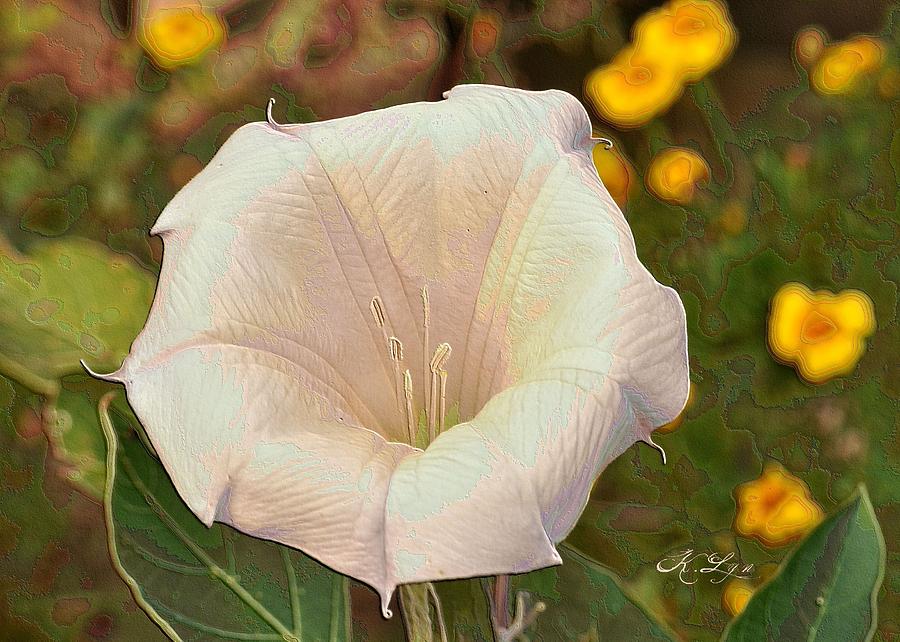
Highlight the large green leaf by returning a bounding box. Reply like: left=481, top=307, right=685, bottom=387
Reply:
left=509, top=544, right=675, bottom=641
left=98, top=393, right=353, bottom=642
left=0, top=237, right=154, bottom=392
left=722, top=485, right=885, bottom=642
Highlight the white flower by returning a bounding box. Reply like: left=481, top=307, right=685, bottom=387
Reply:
left=99, top=85, right=688, bottom=616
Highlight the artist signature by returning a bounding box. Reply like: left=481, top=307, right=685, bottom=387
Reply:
left=656, top=549, right=754, bottom=585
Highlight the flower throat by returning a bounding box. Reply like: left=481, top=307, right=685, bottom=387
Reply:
left=370, top=286, right=452, bottom=448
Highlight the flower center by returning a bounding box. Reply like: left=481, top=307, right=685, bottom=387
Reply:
left=673, top=15, right=706, bottom=36
left=370, top=287, right=453, bottom=447
left=800, top=310, right=837, bottom=343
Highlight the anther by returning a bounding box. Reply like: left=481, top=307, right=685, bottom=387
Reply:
left=370, top=296, right=386, bottom=328
left=389, top=336, right=403, bottom=362
left=430, top=343, right=452, bottom=373
left=428, top=343, right=452, bottom=439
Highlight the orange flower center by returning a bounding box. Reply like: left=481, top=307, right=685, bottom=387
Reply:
left=800, top=310, right=837, bottom=343
left=673, top=15, right=706, bottom=36
left=756, top=483, right=788, bottom=512
left=624, top=66, right=652, bottom=85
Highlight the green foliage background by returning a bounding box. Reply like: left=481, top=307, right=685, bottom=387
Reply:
left=0, top=0, right=897, bottom=640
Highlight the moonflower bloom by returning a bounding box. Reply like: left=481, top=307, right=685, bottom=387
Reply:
left=94, top=85, right=689, bottom=616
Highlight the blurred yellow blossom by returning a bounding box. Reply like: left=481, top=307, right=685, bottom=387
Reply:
left=634, top=0, right=737, bottom=81
left=584, top=0, right=736, bottom=127
left=655, top=382, right=695, bottom=433
left=584, top=47, right=683, bottom=128
left=645, top=147, right=710, bottom=205
left=794, top=27, right=826, bottom=69
left=140, top=2, right=224, bottom=70
left=734, top=462, right=824, bottom=547
left=811, top=36, right=884, bottom=95
left=721, top=579, right=754, bottom=617
left=768, top=283, right=875, bottom=384
left=591, top=139, right=635, bottom=208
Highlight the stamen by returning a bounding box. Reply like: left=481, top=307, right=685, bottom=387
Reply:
left=421, top=286, right=431, bottom=432
left=389, top=336, right=403, bottom=361
left=428, top=343, right=452, bottom=439
left=388, top=336, right=404, bottom=413
left=430, top=343, right=451, bottom=372
left=370, top=296, right=386, bottom=328
left=439, top=369, right=448, bottom=435
left=403, top=369, right=416, bottom=445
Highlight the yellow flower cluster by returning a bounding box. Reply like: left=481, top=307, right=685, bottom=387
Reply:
left=768, top=283, right=875, bottom=384
left=795, top=29, right=885, bottom=95
left=645, top=147, right=710, bottom=205
left=811, top=36, right=884, bottom=95
left=139, top=2, right=224, bottom=70
left=733, top=463, right=824, bottom=547
left=585, top=0, right=736, bottom=128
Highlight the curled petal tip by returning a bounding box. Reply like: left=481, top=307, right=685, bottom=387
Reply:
left=645, top=435, right=667, bottom=465
left=266, top=97, right=285, bottom=129
left=595, top=137, right=614, bottom=150
left=80, top=359, right=124, bottom=383
left=381, top=605, right=393, bottom=619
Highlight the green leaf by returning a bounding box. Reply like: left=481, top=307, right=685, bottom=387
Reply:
left=722, top=485, right=886, bottom=642
left=509, top=544, right=675, bottom=641
left=98, top=393, right=352, bottom=642
left=0, top=237, right=154, bottom=392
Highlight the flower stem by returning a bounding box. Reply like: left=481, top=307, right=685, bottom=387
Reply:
left=492, top=574, right=510, bottom=629
left=689, top=80, right=736, bottom=190
left=399, top=583, right=435, bottom=642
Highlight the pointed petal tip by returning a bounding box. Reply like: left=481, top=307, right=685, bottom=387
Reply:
left=645, top=435, right=667, bottom=466
left=80, top=359, right=125, bottom=384
left=379, top=584, right=396, bottom=619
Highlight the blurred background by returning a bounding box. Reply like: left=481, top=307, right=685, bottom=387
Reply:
left=0, top=0, right=897, bottom=639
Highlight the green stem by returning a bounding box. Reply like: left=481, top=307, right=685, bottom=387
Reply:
left=0, top=352, right=59, bottom=399
left=400, top=584, right=434, bottom=642
left=689, top=80, right=736, bottom=190
left=329, top=575, right=350, bottom=642
left=281, top=548, right=302, bottom=638
left=98, top=392, right=182, bottom=641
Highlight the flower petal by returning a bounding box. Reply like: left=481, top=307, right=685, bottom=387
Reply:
left=116, top=85, right=688, bottom=612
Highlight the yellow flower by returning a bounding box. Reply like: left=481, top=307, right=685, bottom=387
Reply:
left=634, top=0, right=737, bottom=81
left=768, top=283, right=875, bottom=384
left=794, top=27, right=826, bottom=69
left=655, top=381, right=695, bottom=433
left=645, top=147, right=710, bottom=205
left=722, top=579, right=754, bottom=617
left=140, top=2, right=224, bottom=70
left=733, top=463, right=824, bottom=547
left=811, top=36, right=884, bottom=95
left=591, top=139, right=635, bottom=208
left=584, top=47, right=684, bottom=128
